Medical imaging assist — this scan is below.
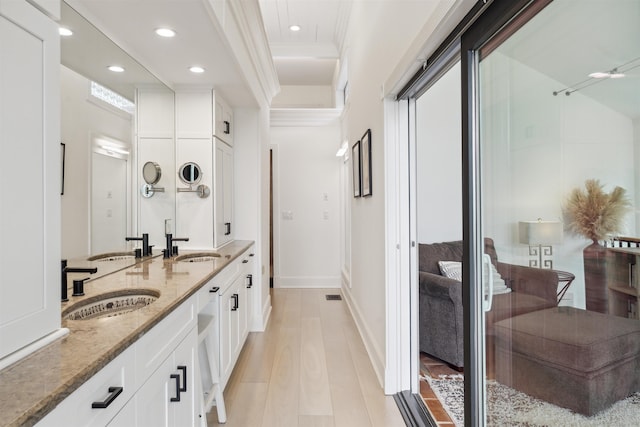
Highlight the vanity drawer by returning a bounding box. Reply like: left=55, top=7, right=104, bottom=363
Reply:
left=135, top=296, right=196, bottom=384
left=37, top=347, right=135, bottom=427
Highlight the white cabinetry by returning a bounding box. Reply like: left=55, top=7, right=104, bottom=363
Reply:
left=174, top=89, right=234, bottom=249
left=135, top=327, right=198, bottom=427
left=214, top=96, right=233, bottom=146
left=38, top=348, right=136, bottom=427
left=0, top=0, right=61, bottom=361
left=214, top=139, right=234, bottom=247
left=38, top=297, right=198, bottom=427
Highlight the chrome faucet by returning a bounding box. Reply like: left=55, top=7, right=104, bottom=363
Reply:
left=125, top=233, right=151, bottom=257
left=61, top=260, right=97, bottom=302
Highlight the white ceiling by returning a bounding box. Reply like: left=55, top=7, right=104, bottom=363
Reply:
left=62, top=0, right=351, bottom=106
left=259, top=0, right=352, bottom=86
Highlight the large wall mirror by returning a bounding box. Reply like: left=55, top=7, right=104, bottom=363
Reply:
left=60, top=1, right=175, bottom=259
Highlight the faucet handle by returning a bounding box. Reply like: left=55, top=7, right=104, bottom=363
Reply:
left=72, top=277, right=90, bottom=297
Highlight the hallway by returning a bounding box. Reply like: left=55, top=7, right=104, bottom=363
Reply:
left=208, top=288, right=405, bottom=427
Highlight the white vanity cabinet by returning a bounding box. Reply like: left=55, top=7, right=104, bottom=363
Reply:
left=214, top=138, right=234, bottom=247
left=174, top=89, right=234, bottom=249
left=134, top=327, right=198, bottom=427
left=0, top=0, right=61, bottom=361
left=38, top=347, right=136, bottom=427
left=38, top=297, right=199, bottom=427
left=214, top=96, right=233, bottom=146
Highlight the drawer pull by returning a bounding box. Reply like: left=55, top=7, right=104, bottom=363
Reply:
left=242, top=259, right=249, bottom=264
left=170, top=374, right=181, bottom=402
left=246, top=274, right=253, bottom=288
left=210, top=286, right=220, bottom=293
left=231, top=294, right=239, bottom=311
left=92, top=386, right=123, bottom=409
left=224, top=222, right=231, bottom=236
left=178, top=365, right=187, bottom=392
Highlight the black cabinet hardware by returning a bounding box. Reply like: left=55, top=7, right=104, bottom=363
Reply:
left=210, top=286, right=220, bottom=293
left=224, top=222, right=231, bottom=236
left=249, top=253, right=255, bottom=257
left=231, top=294, right=239, bottom=311
left=242, top=259, right=248, bottom=264
left=223, top=120, right=230, bottom=134
left=177, top=366, right=187, bottom=392
left=92, top=386, right=123, bottom=409
left=246, top=274, right=253, bottom=288
left=170, top=374, right=181, bottom=402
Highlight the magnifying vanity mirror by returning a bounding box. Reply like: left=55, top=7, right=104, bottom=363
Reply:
left=141, top=162, right=165, bottom=198
left=60, top=1, right=175, bottom=258
left=177, top=162, right=210, bottom=198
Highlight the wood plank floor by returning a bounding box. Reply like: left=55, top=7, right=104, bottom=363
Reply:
left=207, top=288, right=406, bottom=427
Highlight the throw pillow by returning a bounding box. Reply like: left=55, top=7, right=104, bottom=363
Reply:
left=438, top=261, right=462, bottom=281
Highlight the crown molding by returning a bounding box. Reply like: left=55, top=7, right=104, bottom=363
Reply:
left=270, top=108, right=343, bottom=127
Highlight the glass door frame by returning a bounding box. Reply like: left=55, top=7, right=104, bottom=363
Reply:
left=460, top=0, right=552, bottom=425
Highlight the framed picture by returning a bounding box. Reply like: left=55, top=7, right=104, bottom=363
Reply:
left=361, top=129, right=372, bottom=196
left=61, top=142, right=66, bottom=195
left=352, top=141, right=361, bottom=197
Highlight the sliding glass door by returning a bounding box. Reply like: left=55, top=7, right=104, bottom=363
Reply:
left=464, top=0, right=640, bottom=425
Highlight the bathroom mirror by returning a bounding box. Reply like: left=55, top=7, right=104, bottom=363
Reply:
left=142, top=162, right=162, bottom=185
left=178, top=162, right=202, bottom=185
left=60, top=1, right=175, bottom=259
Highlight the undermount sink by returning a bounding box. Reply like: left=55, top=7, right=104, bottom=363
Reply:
left=63, top=289, right=160, bottom=321
left=174, top=252, right=222, bottom=263
left=86, top=251, right=136, bottom=262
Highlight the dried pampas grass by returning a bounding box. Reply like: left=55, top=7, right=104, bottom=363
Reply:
left=564, top=179, right=631, bottom=243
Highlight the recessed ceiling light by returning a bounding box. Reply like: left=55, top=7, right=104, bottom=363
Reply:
left=108, top=65, right=125, bottom=73
left=155, top=28, right=176, bottom=38
left=59, top=27, right=73, bottom=36
left=289, top=25, right=301, bottom=32
left=588, top=72, right=609, bottom=79
left=189, top=66, right=205, bottom=73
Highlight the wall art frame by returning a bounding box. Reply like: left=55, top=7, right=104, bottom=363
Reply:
left=361, top=129, right=372, bottom=197
left=352, top=140, right=361, bottom=197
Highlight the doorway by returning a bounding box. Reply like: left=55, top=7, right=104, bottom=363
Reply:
left=91, top=136, right=131, bottom=254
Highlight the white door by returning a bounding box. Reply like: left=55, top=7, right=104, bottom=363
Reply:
left=91, top=150, right=128, bottom=254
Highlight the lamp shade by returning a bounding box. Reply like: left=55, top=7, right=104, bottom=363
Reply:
left=519, top=220, right=563, bottom=245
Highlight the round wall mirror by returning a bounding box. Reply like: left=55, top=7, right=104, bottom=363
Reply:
left=142, top=161, right=162, bottom=185
left=178, top=162, right=202, bottom=185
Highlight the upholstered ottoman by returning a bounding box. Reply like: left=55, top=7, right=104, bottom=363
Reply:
left=494, top=307, right=640, bottom=416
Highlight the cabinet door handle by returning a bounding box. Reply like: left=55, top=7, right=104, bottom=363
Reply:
left=92, top=386, right=123, bottom=409
left=246, top=274, right=253, bottom=288
left=223, top=120, right=230, bottom=134
left=210, top=286, right=220, bottom=293
left=225, top=222, right=231, bottom=236
left=177, top=365, right=187, bottom=392
left=231, top=294, right=239, bottom=311
left=242, top=259, right=249, bottom=264
left=170, top=374, right=181, bottom=402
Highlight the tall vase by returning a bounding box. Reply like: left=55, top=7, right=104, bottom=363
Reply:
left=584, top=240, right=609, bottom=313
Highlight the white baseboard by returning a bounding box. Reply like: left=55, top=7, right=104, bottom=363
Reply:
left=341, top=285, right=385, bottom=389
left=275, top=276, right=341, bottom=288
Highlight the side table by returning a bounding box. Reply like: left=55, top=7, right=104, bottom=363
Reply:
left=554, top=269, right=575, bottom=304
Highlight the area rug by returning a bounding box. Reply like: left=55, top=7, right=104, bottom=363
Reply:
left=424, top=374, right=640, bottom=426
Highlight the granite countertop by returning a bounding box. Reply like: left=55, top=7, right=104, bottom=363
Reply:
left=0, top=240, right=254, bottom=427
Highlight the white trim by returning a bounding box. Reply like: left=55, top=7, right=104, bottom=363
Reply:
left=275, top=276, right=341, bottom=289
left=342, top=284, right=385, bottom=389
left=270, top=108, right=343, bottom=127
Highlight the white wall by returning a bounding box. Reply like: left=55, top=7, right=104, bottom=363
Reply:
left=416, top=62, right=462, bottom=243
left=343, top=0, right=443, bottom=386
left=481, top=52, right=636, bottom=309
left=61, top=65, right=132, bottom=258
left=271, top=124, right=342, bottom=288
